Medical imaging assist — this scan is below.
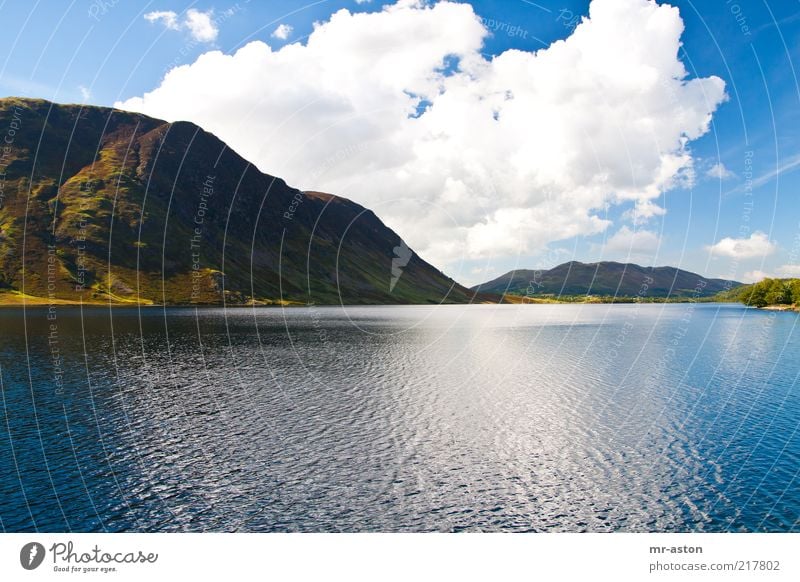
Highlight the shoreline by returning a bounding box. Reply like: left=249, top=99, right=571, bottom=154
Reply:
left=760, top=304, right=799, bottom=312
left=4, top=291, right=796, bottom=310
left=0, top=292, right=767, bottom=309
left=0, top=291, right=305, bottom=308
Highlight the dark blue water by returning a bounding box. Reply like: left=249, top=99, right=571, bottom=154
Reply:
left=0, top=303, right=798, bottom=532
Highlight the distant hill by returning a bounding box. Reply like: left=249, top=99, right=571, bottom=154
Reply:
left=0, top=97, right=479, bottom=305
left=472, top=261, right=741, bottom=298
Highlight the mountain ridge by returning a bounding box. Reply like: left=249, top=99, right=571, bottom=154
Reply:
left=472, top=260, right=741, bottom=298
left=0, top=97, right=481, bottom=305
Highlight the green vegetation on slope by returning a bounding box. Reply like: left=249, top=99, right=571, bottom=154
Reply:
left=0, top=97, right=482, bottom=305
left=715, top=277, right=800, bottom=309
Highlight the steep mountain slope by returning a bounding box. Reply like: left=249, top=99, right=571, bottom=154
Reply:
left=0, top=97, right=476, bottom=305
left=472, top=261, right=740, bottom=298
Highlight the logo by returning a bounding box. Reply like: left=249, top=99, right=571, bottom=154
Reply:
left=390, top=240, right=412, bottom=292
left=20, top=542, right=46, bottom=570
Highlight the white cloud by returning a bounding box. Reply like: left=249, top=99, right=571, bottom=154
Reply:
left=604, top=226, right=660, bottom=254
left=145, top=10, right=180, bottom=30
left=185, top=9, right=219, bottom=42
left=78, top=85, right=91, bottom=101
left=726, top=152, right=800, bottom=195
left=743, top=270, right=770, bottom=283
left=752, top=153, right=800, bottom=188
left=622, top=200, right=667, bottom=226
left=706, top=162, right=733, bottom=179
left=776, top=264, right=800, bottom=277
left=707, top=231, right=777, bottom=259
left=737, top=264, right=800, bottom=283
left=121, top=0, right=726, bottom=273
left=144, top=9, right=218, bottom=43
left=271, top=24, right=293, bottom=40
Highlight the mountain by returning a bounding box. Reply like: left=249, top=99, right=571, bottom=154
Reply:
left=472, top=261, right=741, bottom=298
left=0, top=97, right=480, bottom=305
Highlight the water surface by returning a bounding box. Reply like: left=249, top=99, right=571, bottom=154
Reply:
left=0, top=303, right=798, bottom=532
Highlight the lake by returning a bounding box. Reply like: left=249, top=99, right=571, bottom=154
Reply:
left=0, top=303, right=798, bottom=532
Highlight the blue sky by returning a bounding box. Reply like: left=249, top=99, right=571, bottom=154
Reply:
left=1, top=0, right=799, bottom=285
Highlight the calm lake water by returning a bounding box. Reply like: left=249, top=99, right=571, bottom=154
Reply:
left=0, top=303, right=798, bottom=532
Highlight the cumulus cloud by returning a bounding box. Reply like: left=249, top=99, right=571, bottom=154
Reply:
left=603, top=226, right=660, bottom=254
left=706, top=162, right=733, bottom=179
left=707, top=231, right=777, bottom=259
left=743, top=270, right=770, bottom=283
left=122, top=0, right=726, bottom=273
left=185, top=9, right=219, bottom=42
left=144, top=10, right=180, bottom=30
left=776, top=264, right=800, bottom=277
left=736, top=264, right=800, bottom=283
left=144, top=9, right=218, bottom=42
left=271, top=24, right=293, bottom=40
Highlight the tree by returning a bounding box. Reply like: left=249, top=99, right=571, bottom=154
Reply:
left=788, top=279, right=800, bottom=305
left=765, top=279, right=791, bottom=305
left=740, top=280, right=768, bottom=307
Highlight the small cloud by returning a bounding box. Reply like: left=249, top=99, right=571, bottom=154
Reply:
left=706, top=162, right=734, bottom=180
left=743, top=270, right=770, bottom=283
left=461, top=264, right=497, bottom=286
left=355, top=0, right=373, bottom=4
left=707, top=231, right=777, bottom=259
left=622, top=200, right=665, bottom=225
left=726, top=152, right=800, bottom=195
left=271, top=24, right=293, bottom=40
left=144, top=10, right=179, bottom=30
left=742, top=264, right=800, bottom=282
left=78, top=85, right=91, bottom=101
left=776, top=264, right=800, bottom=277
left=604, top=225, right=660, bottom=254
left=185, top=9, right=218, bottom=42
left=144, top=9, right=218, bottom=43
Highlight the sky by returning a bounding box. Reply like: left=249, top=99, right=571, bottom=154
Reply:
left=0, top=0, right=799, bottom=287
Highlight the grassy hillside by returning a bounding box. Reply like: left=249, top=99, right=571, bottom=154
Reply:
left=0, top=98, right=480, bottom=305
